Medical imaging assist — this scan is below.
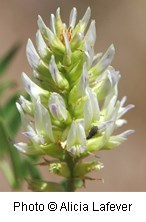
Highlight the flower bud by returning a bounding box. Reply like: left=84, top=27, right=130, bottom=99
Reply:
left=73, top=161, right=103, bottom=177
left=38, top=15, right=65, bottom=56
left=21, top=72, right=49, bottom=102
left=48, top=92, right=67, bottom=121
left=55, top=8, right=64, bottom=38
left=49, top=162, right=70, bottom=178
left=36, top=30, right=52, bottom=63
left=14, top=142, right=44, bottom=155
left=49, top=55, right=69, bottom=91
left=19, top=96, right=33, bottom=115
left=70, top=32, right=84, bottom=50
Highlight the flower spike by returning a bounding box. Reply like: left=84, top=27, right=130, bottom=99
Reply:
left=15, top=7, right=134, bottom=191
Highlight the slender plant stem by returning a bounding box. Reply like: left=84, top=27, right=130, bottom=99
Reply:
left=65, top=154, right=76, bottom=192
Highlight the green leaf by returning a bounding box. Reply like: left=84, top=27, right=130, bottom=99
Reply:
left=2, top=94, right=20, bottom=137
left=0, top=117, right=22, bottom=189
left=0, top=117, right=41, bottom=188
left=21, top=156, right=42, bottom=180
left=0, top=117, right=10, bottom=157
left=0, top=44, right=20, bottom=76
left=0, top=160, right=16, bottom=188
left=0, top=80, right=16, bottom=97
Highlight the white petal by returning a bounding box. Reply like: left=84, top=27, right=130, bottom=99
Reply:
left=80, top=7, right=91, bottom=32
left=84, top=97, right=93, bottom=129
left=107, top=67, right=120, bottom=86
left=26, top=39, right=40, bottom=68
left=37, top=15, right=48, bottom=34
left=118, top=104, right=135, bottom=118
left=35, top=99, right=54, bottom=142
left=88, top=87, right=100, bottom=120
left=84, top=41, right=94, bottom=67
left=85, top=20, right=96, bottom=46
left=98, top=120, right=113, bottom=133
left=76, top=122, right=86, bottom=145
left=19, top=96, right=32, bottom=114
left=93, top=44, right=115, bottom=75
left=21, top=72, right=48, bottom=100
left=49, top=93, right=67, bottom=121
left=14, top=142, right=30, bottom=154
left=23, top=129, right=36, bottom=138
left=46, top=28, right=55, bottom=45
left=110, top=100, right=121, bottom=121
left=49, top=93, right=65, bottom=107
left=103, top=94, right=117, bottom=119
left=78, top=63, right=89, bottom=95
left=109, top=129, right=135, bottom=145
left=119, top=129, right=135, bottom=139
left=70, top=32, right=84, bottom=49
left=79, top=145, right=86, bottom=154
left=16, top=102, right=29, bottom=128
left=63, top=33, right=71, bottom=59
left=69, top=7, right=77, bottom=29
left=92, top=52, right=103, bottom=67
left=14, top=142, right=43, bottom=155
left=120, top=96, right=127, bottom=107
left=16, top=101, right=23, bottom=113
left=36, top=30, right=47, bottom=57
left=34, top=98, right=43, bottom=133
left=56, top=7, right=61, bottom=18
left=67, top=122, right=76, bottom=148
left=100, top=44, right=115, bottom=69
left=105, top=121, right=115, bottom=139
left=116, top=119, right=127, bottom=128
left=63, top=23, right=67, bottom=29
left=38, top=16, right=55, bottom=46
left=50, top=14, right=56, bottom=34
left=49, top=55, right=62, bottom=83
left=22, top=124, right=44, bottom=144
left=32, top=70, right=40, bottom=79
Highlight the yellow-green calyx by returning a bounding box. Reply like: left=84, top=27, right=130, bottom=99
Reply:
left=15, top=7, right=134, bottom=191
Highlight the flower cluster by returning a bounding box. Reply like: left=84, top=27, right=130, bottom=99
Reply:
left=14, top=7, right=134, bottom=191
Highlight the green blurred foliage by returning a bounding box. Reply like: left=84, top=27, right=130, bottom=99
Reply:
left=0, top=45, right=41, bottom=190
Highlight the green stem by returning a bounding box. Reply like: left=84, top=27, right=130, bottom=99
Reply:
left=65, top=154, right=76, bottom=192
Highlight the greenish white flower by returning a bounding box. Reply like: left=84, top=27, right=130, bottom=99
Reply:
left=19, top=96, right=33, bottom=114
left=48, top=92, right=67, bottom=121
left=21, top=72, right=49, bottom=102
left=66, top=121, right=86, bottom=155
left=15, top=7, right=134, bottom=191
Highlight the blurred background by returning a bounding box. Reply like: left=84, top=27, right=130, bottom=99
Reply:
left=0, top=0, right=145, bottom=191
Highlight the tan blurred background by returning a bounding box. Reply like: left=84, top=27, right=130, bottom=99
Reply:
left=0, top=0, right=145, bottom=191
